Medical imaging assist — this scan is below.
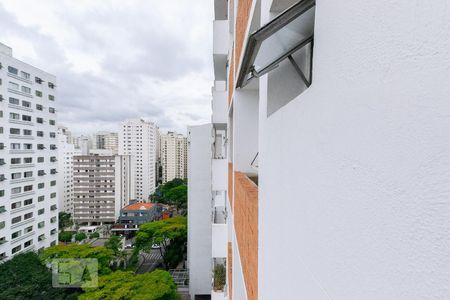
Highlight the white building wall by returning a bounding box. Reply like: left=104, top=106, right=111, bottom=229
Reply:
left=160, top=132, right=188, bottom=183
left=258, top=0, right=450, bottom=299
left=57, top=130, right=80, bottom=215
left=119, top=118, right=156, bottom=201
left=114, top=154, right=135, bottom=219
left=0, top=43, right=59, bottom=258
left=187, top=124, right=213, bottom=300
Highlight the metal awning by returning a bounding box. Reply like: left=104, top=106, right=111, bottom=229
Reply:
left=236, top=0, right=315, bottom=88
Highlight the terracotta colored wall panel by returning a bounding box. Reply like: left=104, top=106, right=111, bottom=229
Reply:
left=236, top=0, right=252, bottom=74
left=234, top=172, right=258, bottom=300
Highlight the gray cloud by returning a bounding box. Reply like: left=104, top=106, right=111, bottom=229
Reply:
left=0, top=0, right=213, bottom=134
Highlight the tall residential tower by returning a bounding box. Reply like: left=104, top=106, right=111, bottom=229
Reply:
left=119, top=118, right=157, bottom=201
left=0, top=43, right=59, bottom=259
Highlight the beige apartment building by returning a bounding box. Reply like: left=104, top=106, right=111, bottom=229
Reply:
left=160, top=132, right=187, bottom=183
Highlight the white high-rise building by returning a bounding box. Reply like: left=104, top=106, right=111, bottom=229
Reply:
left=94, top=131, right=118, bottom=154
left=0, top=42, right=59, bottom=259
left=57, top=127, right=80, bottom=215
left=160, top=131, right=188, bottom=183
left=119, top=118, right=157, bottom=201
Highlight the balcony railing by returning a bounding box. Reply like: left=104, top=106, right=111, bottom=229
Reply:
left=213, top=206, right=227, bottom=224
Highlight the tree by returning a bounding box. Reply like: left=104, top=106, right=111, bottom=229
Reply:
left=75, top=232, right=87, bottom=242
left=79, top=270, right=179, bottom=300
left=0, top=252, right=68, bottom=300
left=89, top=232, right=100, bottom=239
left=41, top=244, right=113, bottom=275
left=58, top=212, right=73, bottom=230
left=104, top=235, right=122, bottom=257
left=135, top=216, right=187, bottom=269
left=165, top=185, right=187, bottom=210
left=59, top=231, right=74, bottom=243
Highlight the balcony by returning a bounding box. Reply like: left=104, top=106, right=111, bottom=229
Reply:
left=212, top=217, right=227, bottom=258
left=212, top=257, right=227, bottom=299
left=212, top=81, right=228, bottom=125
left=213, top=20, right=229, bottom=81
left=212, top=159, right=227, bottom=191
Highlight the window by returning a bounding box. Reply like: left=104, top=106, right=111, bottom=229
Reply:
left=12, top=245, right=21, bottom=254
left=9, top=112, right=20, bottom=120
left=38, top=208, right=44, bottom=215
left=49, top=132, right=56, bottom=138
left=36, top=117, right=43, bottom=124
left=50, top=192, right=56, bottom=198
left=24, top=185, right=33, bottom=192
left=38, top=183, right=44, bottom=189
left=9, top=97, right=19, bottom=105
left=11, top=158, right=21, bottom=164
left=24, top=226, right=33, bottom=233
left=8, top=82, right=19, bottom=91
left=48, top=94, right=55, bottom=101
left=22, top=115, right=31, bottom=122
left=38, top=157, right=44, bottom=163
left=49, top=120, right=55, bottom=125
left=11, top=187, right=21, bottom=194
left=35, top=90, right=42, bottom=97
left=37, top=131, right=44, bottom=137
left=10, top=143, right=20, bottom=150
left=24, top=144, right=32, bottom=150
left=11, top=173, right=21, bottom=180
left=21, top=86, right=31, bottom=94
left=48, top=82, right=55, bottom=89
left=0, top=190, right=4, bottom=197
left=22, top=101, right=31, bottom=108
left=35, top=77, right=43, bottom=84
left=24, top=212, right=33, bottom=220
left=20, top=71, right=30, bottom=80
left=36, top=104, right=43, bottom=111
left=38, top=221, right=45, bottom=228
left=24, top=171, right=32, bottom=178
left=11, top=201, right=21, bottom=209
left=24, top=157, right=32, bottom=163
left=9, top=128, right=20, bottom=135
left=38, top=196, right=44, bottom=202
left=11, top=216, right=21, bottom=224
left=23, top=129, right=32, bottom=136
left=24, top=198, right=32, bottom=205
left=8, top=66, right=18, bottom=75
left=24, top=240, right=33, bottom=248
left=50, top=180, right=56, bottom=186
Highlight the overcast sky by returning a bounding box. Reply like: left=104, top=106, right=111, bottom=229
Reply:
left=0, top=0, right=214, bottom=135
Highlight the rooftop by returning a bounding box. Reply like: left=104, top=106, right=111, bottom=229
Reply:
left=123, top=202, right=155, bottom=211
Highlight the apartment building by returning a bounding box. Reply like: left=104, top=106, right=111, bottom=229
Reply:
left=57, top=128, right=81, bottom=215
left=160, top=131, right=188, bottom=183
left=0, top=42, right=59, bottom=259
left=94, top=131, right=118, bottom=154
left=119, top=118, right=157, bottom=201
left=188, top=0, right=450, bottom=299
left=73, top=152, right=134, bottom=225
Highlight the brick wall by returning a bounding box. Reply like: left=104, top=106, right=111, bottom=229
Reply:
left=235, top=0, right=253, bottom=75
left=234, top=172, right=258, bottom=300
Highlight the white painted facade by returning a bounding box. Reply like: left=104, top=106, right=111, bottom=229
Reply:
left=206, top=0, right=450, bottom=299
left=57, top=129, right=81, bottom=215
left=160, top=131, right=188, bottom=183
left=94, top=131, right=118, bottom=155
left=0, top=42, right=59, bottom=259
left=118, top=118, right=157, bottom=201
left=187, top=124, right=213, bottom=300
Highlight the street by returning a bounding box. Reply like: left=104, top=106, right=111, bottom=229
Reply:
left=135, top=249, right=163, bottom=274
